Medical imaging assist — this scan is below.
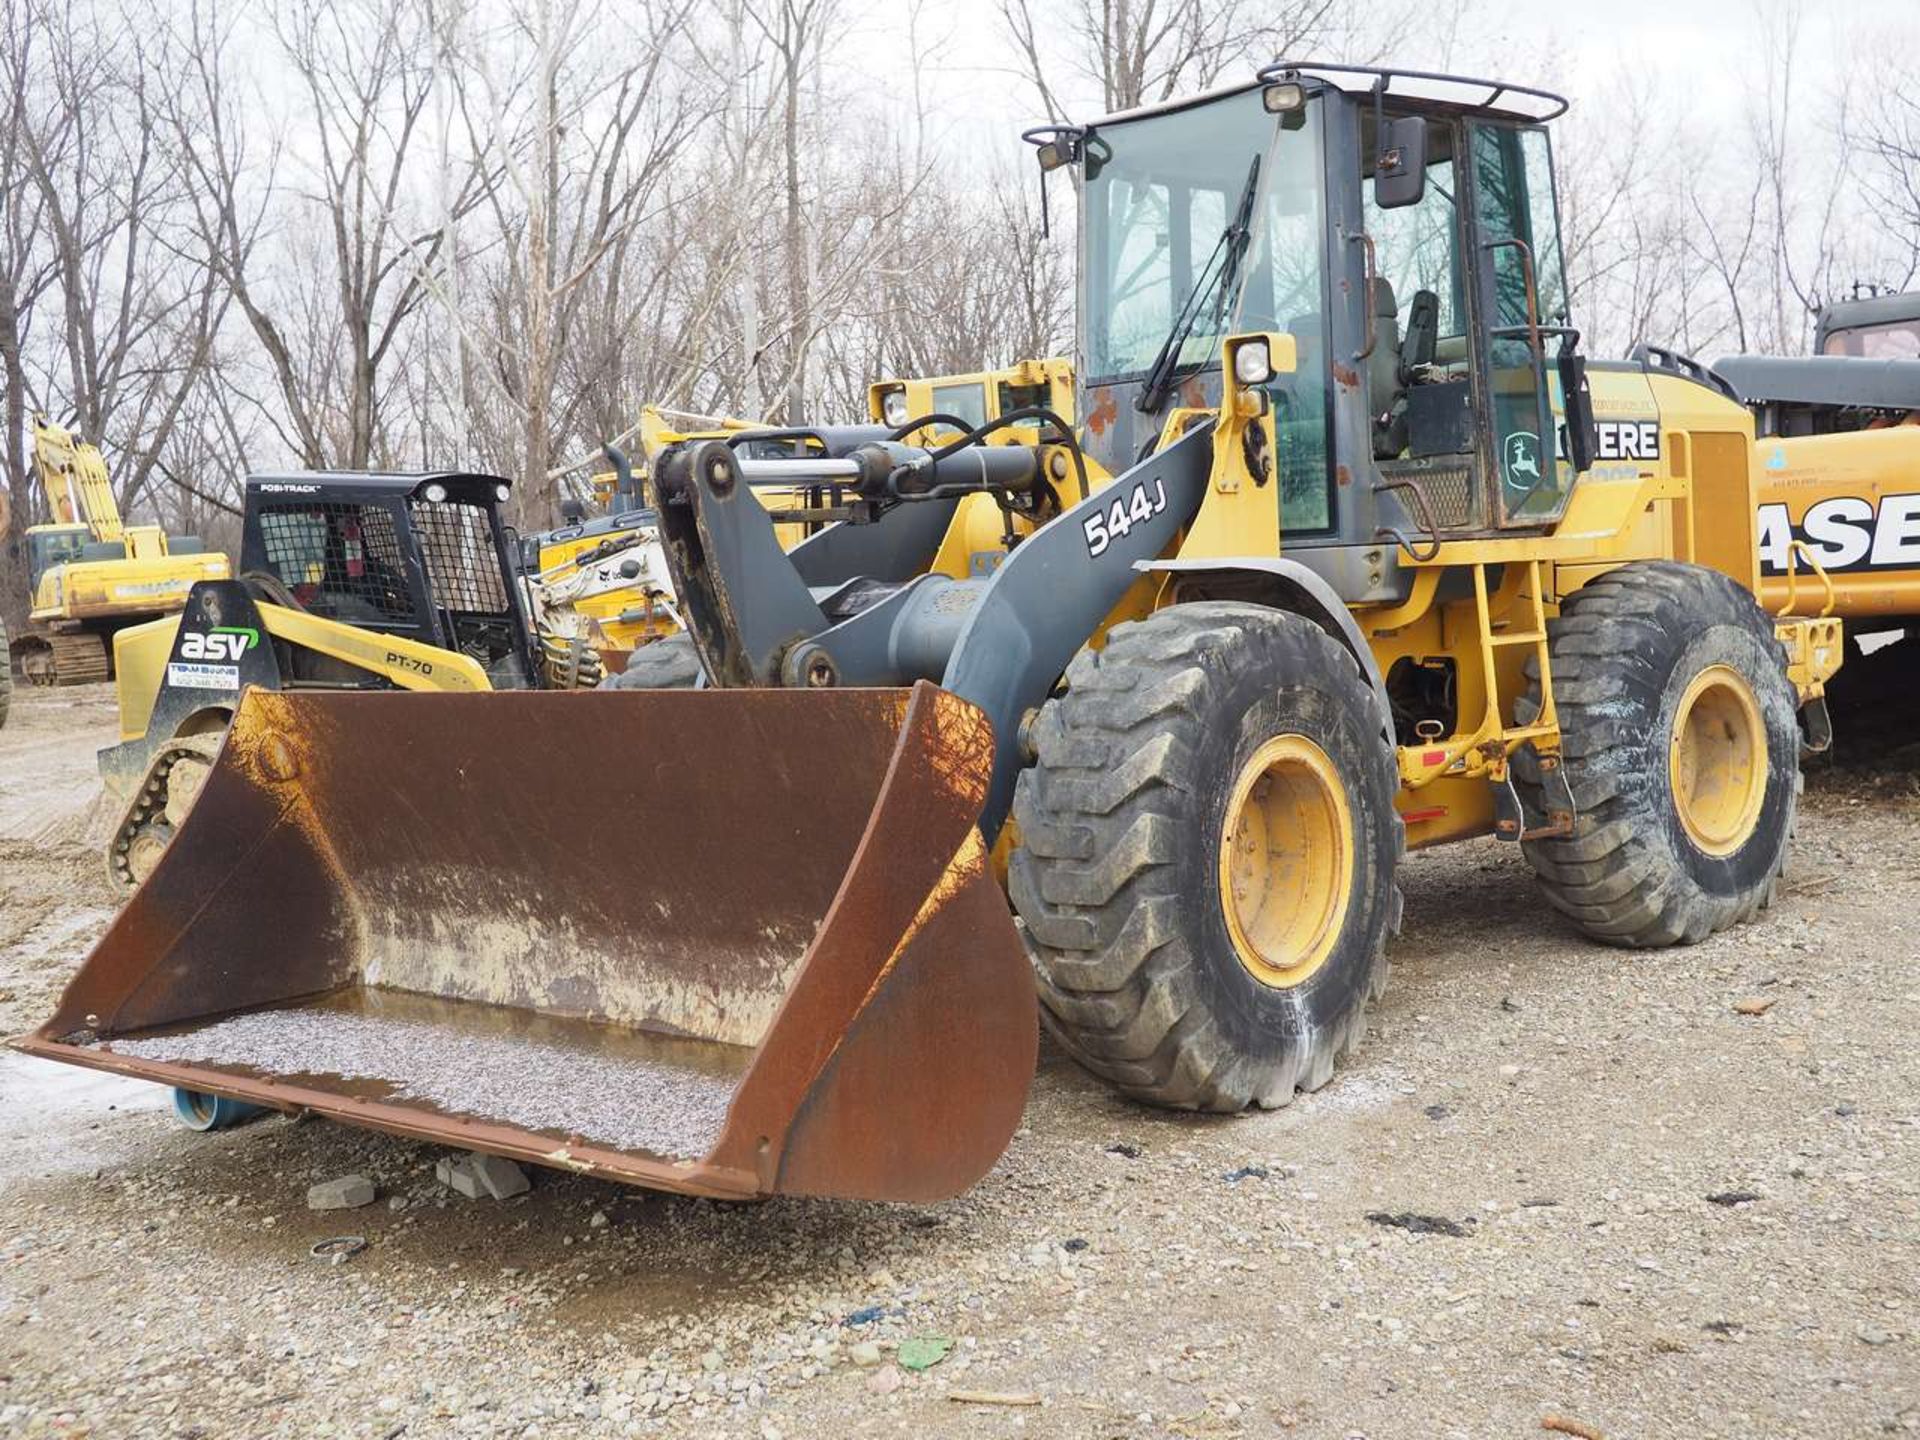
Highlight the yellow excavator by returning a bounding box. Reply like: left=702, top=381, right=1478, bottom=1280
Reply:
left=520, top=441, right=682, bottom=688
left=11, top=417, right=230, bottom=686
left=23, top=63, right=1847, bottom=1205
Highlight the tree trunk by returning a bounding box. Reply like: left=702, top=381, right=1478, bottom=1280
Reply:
left=782, top=41, right=807, bottom=425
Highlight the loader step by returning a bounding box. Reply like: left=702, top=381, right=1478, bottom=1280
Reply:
left=98, top=989, right=754, bottom=1162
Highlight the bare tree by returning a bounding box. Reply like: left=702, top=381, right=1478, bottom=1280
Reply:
left=0, top=0, right=59, bottom=621
left=744, top=0, right=845, bottom=424
left=164, top=0, right=482, bottom=470
left=24, top=13, right=230, bottom=514
left=999, top=0, right=1394, bottom=119
left=442, top=0, right=704, bottom=521
left=1846, top=41, right=1920, bottom=290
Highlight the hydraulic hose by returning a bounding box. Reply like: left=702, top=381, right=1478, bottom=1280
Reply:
left=912, top=404, right=1092, bottom=504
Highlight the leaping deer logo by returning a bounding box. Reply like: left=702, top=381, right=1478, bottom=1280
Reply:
left=1505, top=431, right=1542, bottom=485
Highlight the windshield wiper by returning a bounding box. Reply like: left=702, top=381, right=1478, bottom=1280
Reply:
left=1135, top=155, right=1262, bottom=416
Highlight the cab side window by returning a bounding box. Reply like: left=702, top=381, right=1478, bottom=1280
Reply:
left=1472, top=124, right=1573, bottom=523
left=1365, top=120, right=1471, bottom=464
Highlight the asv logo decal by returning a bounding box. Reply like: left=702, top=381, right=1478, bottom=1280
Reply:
left=179, top=626, right=259, bottom=662
left=1757, top=492, right=1920, bottom=574
left=1082, top=476, right=1170, bottom=558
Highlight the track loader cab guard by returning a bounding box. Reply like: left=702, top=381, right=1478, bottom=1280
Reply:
left=97, top=472, right=540, bottom=893
left=240, top=471, right=539, bottom=689
left=23, top=63, right=1840, bottom=1205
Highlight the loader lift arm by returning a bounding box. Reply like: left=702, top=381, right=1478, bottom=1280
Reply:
left=655, top=424, right=1214, bottom=836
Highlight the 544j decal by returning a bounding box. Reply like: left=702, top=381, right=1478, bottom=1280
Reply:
left=1082, top=476, right=1170, bottom=558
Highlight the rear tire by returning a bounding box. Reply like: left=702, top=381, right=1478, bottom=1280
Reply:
left=1009, top=602, right=1402, bottom=1112
left=1519, top=561, right=1799, bottom=946
left=599, top=633, right=703, bottom=690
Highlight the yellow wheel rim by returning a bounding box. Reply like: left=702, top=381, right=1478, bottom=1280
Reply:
left=1669, top=664, right=1767, bottom=856
left=1218, top=734, right=1353, bottom=989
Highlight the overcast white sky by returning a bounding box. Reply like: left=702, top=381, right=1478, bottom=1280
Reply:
left=851, top=0, right=1916, bottom=167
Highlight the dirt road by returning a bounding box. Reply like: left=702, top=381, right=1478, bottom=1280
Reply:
left=2, top=682, right=1916, bottom=1439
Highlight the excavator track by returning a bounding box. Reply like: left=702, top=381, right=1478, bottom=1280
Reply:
left=106, top=732, right=225, bottom=894
left=15, top=630, right=110, bottom=687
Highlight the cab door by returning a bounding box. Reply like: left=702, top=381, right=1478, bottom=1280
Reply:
left=1467, top=122, right=1576, bottom=526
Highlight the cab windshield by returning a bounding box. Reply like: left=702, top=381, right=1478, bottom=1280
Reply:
left=1083, top=90, right=1325, bottom=379
left=27, top=528, right=87, bottom=589
left=1081, top=87, right=1332, bottom=527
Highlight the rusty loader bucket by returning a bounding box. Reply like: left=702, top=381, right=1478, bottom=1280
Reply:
left=15, top=682, right=1037, bottom=1202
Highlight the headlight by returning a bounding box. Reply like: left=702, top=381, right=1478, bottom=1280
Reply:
left=494, top=483, right=511, bottom=503
left=881, top=390, right=911, bottom=428
left=1262, top=81, right=1305, bottom=114
left=422, top=481, right=449, bottom=503
left=1232, top=339, right=1273, bottom=387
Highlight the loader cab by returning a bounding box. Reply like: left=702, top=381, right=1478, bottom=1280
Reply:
left=239, top=472, right=540, bottom=688
left=1060, top=62, right=1588, bottom=575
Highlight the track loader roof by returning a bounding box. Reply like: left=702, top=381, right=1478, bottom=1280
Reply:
left=243, top=471, right=511, bottom=504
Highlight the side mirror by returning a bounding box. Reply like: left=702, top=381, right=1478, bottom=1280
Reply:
left=1374, top=116, right=1428, bottom=210
left=1557, top=342, right=1598, bottom=474
left=560, top=497, right=587, bottom=523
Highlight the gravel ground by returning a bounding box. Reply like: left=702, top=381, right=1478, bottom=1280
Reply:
left=2, top=681, right=1917, bottom=1440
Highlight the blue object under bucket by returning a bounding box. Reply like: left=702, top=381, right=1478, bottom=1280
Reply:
left=171, top=1087, right=267, bottom=1132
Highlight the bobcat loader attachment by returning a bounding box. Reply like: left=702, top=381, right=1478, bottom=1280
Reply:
left=17, top=682, right=1036, bottom=1203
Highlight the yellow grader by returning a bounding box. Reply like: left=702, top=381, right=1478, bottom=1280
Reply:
left=22, top=63, right=1843, bottom=1203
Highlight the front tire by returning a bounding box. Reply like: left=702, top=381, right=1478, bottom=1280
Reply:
left=1520, top=562, right=1799, bottom=946
left=1009, top=602, right=1402, bottom=1112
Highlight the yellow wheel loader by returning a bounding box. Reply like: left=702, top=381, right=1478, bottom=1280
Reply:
left=20, top=63, right=1843, bottom=1204
left=11, top=416, right=230, bottom=685
left=99, top=469, right=542, bottom=892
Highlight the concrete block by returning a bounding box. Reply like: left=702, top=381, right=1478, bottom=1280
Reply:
left=470, top=1152, right=531, bottom=1200
left=436, top=1152, right=530, bottom=1200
